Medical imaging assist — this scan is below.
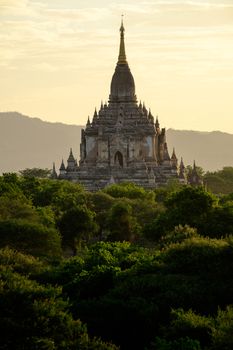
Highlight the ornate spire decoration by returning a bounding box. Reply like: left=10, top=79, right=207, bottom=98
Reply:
left=59, top=159, right=66, bottom=171
left=155, top=115, right=160, bottom=129
left=171, top=147, right=177, bottom=160
left=148, top=108, right=154, bottom=123
left=92, top=108, right=98, bottom=123
left=68, top=148, right=75, bottom=162
left=191, top=160, right=198, bottom=176
left=163, top=142, right=171, bottom=161
left=180, top=157, right=185, bottom=170
left=192, top=160, right=199, bottom=177
left=51, top=162, right=57, bottom=179
left=67, top=148, right=76, bottom=171
left=188, top=160, right=203, bottom=186
left=143, top=102, right=148, bottom=116
left=118, top=15, right=127, bottom=65
left=179, top=157, right=186, bottom=180
left=171, top=148, right=178, bottom=168
left=110, top=18, right=136, bottom=102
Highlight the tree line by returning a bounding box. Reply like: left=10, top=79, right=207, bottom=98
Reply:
left=0, top=171, right=233, bottom=349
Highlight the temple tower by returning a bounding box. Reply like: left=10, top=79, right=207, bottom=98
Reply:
left=58, top=20, right=183, bottom=190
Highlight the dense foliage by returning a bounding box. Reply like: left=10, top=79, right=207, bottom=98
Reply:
left=0, top=172, right=233, bottom=349
left=204, top=167, right=233, bottom=194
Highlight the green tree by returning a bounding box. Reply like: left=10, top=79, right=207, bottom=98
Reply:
left=160, top=225, right=199, bottom=247
left=151, top=337, right=201, bottom=350
left=165, top=186, right=216, bottom=220
left=20, top=177, right=86, bottom=209
left=87, top=191, right=115, bottom=238
left=46, top=238, right=233, bottom=349
left=212, top=306, right=233, bottom=350
left=146, top=186, right=217, bottom=239
left=19, top=175, right=42, bottom=205
left=0, top=247, right=45, bottom=275
left=104, top=182, right=154, bottom=200
left=166, top=308, right=212, bottom=346
left=0, top=173, right=24, bottom=198
left=130, top=197, right=163, bottom=235
left=219, top=192, right=233, bottom=205
left=19, top=167, right=52, bottom=178
left=200, top=202, right=233, bottom=238
left=36, top=206, right=56, bottom=227
left=106, top=201, right=140, bottom=241
left=47, top=179, right=85, bottom=211
left=0, top=265, right=118, bottom=349
left=0, top=195, right=39, bottom=222
left=204, top=167, right=233, bottom=194
left=0, top=220, right=61, bottom=258
left=58, top=205, right=98, bottom=255
left=154, top=179, right=184, bottom=203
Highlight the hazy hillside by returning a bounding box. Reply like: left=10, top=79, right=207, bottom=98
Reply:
left=0, top=112, right=82, bottom=174
left=166, top=129, right=233, bottom=171
left=0, top=112, right=232, bottom=174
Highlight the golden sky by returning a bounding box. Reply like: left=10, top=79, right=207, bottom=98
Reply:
left=1, top=0, right=233, bottom=132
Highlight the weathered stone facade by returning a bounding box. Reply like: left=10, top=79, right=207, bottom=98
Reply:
left=58, top=21, right=185, bottom=190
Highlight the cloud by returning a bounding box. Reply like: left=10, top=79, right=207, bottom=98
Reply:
left=0, top=0, right=28, bottom=7
left=0, top=0, right=233, bottom=97
left=141, top=0, right=233, bottom=8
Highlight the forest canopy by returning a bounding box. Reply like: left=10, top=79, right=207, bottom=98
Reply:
left=0, top=171, right=233, bottom=349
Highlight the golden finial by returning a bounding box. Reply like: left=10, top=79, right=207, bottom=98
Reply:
left=118, top=15, right=127, bottom=65
left=121, top=14, right=124, bottom=27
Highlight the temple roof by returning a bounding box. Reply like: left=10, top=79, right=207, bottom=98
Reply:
left=109, top=19, right=136, bottom=103
left=171, top=148, right=178, bottom=160
left=59, top=159, right=66, bottom=171
left=67, top=148, right=75, bottom=162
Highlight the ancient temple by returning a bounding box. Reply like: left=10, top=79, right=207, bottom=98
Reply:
left=187, top=161, right=203, bottom=186
left=57, top=20, right=186, bottom=190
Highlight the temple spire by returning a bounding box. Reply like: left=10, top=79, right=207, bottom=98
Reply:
left=51, top=162, right=57, bottom=179
left=118, top=16, right=127, bottom=65
left=155, top=115, right=160, bottom=129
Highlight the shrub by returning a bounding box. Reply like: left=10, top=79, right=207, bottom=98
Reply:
left=161, top=225, right=199, bottom=246
left=0, top=247, right=45, bottom=275
left=0, top=220, right=62, bottom=258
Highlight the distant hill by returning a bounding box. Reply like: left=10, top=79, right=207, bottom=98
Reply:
left=166, top=129, right=233, bottom=171
left=0, top=112, right=232, bottom=174
left=0, top=112, right=82, bottom=174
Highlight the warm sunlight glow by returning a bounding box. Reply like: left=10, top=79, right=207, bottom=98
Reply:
left=0, top=0, right=233, bottom=132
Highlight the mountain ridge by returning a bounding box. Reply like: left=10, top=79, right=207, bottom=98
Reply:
left=0, top=112, right=232, bottom=174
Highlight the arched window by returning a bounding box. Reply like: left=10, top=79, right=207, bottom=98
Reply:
left=114, top=151, right=123, bottom=167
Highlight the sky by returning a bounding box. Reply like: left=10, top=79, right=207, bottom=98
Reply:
left=0, top=0, right=233, bottom=132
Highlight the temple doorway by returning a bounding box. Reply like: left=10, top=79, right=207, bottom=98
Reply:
left=114, top=151, right=123, bottom=167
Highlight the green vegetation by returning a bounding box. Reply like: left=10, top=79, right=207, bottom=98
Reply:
left=182, top=166, right=233, bottom=195
left=19, top=167, right=52, bottom=178
left=204, top=167, right=233, bottom=194
left=0, top=173, right=233, bottom=349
